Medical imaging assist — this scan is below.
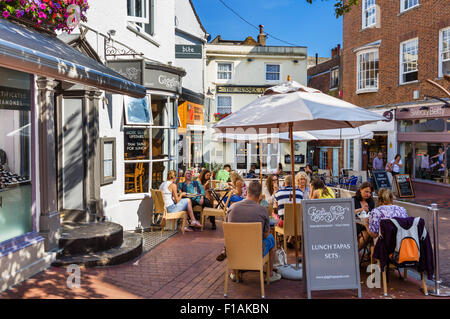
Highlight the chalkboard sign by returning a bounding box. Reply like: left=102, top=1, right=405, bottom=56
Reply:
left=285, top=154, right=305, bottom=164
left=394, top=174, right=415, bottom=198
left=124, top=128, right=149, bottom=160
left=372, top=170, right=392, bottom=190
left=301, top=198, right=361, bottom=299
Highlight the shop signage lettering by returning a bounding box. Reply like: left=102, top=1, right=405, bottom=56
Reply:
left=0, top=86, right=31, bottom=111
left=175, top=44, right=202, bottom=59
left=302, top=199, right=361, bottom=299
left=216, top=86, right=269, bottom=95
left=372, top=170, right=392, bottom=190
left=144, top=70, right=182, bottom=93
left=124, top=128, right=147, bottom=160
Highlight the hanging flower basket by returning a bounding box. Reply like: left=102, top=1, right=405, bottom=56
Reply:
left=214, top=112, right=231, bottom=122
left=0, top=0, right=89, bottom=33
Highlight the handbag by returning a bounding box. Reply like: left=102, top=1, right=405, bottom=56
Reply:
left=385, top=162, right=393, bottom=173
left=274, top=247, right=288, bottom=268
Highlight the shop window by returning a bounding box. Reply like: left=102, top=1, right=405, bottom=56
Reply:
left=398, top=120, right=413, bottom=132
left=399, top=142, right=413, bottom=175
left=447, top=118, right=450, bottom=133
left=266, top=64, right=281, bottom=82
left=251, top=143, right=268, bottom=169
left=100, top=138, right=116, bottom=185
left=320, top=149, right=328, bottom=169
left=414, top=118, right=445, bottom=133
left=348, top=139, right=354, bottom=169
left=151, top=99, right=168, bottom=127
left=152, top=128, right=169, bottom=160
left=268, top=143, right=279, bottom=171
left=124, top=95, right=152, bottom=125
left=357, top=49, right=379, bottom=92
left=440, top=27, right=450, bottom=78
left=236, top=143, right=247, bottom=170
left=362, top=0, right=376, bottom=29
left=124, top=128, right=150, bottom=194
left=217, top=63, right=232, bottom=81
left=400, top=38, right=418, bottom=84
left=414, top=143, right=446, bottom=183
left=0, top=67, right=32, bottom=243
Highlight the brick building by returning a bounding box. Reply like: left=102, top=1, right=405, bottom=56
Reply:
left=307, top=46, right=344, bottom=175
left=342, top=0, right=450, bottom=192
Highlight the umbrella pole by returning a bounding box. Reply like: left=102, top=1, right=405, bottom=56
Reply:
left=260, top=143, right=263, bottom=186
left=289, top=123, right=300, bottom=270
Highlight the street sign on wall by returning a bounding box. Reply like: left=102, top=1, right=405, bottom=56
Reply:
left=302, top=198, right=361, bottom=299
left=175, top=44, right=202, bottom=59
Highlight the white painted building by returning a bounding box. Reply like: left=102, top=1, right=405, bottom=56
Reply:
left=204, top=27, right=308, bottom=174
left=59, top=0, right=207, bottom=231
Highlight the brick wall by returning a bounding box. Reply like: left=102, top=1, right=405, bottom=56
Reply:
left=308, top=49, right=342, bottom=98
left=343, top=0, right=450, bottom=107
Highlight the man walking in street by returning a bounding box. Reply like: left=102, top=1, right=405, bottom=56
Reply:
left=227, top=180, right=281, bottom=283
left=372, top=152, right=384, bottom=171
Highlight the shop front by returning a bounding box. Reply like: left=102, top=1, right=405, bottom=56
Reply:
left=396, top=102, right=450, bottom=191
left=102, top=59, right=185, bottom=230
left=177, top=98, right=206, bottom=172
left=0, top=19, right=146, bottom=292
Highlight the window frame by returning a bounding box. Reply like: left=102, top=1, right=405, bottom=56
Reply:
left=265, top=63, right=281, bottom=82
left=216, top=95, right=232, bottom=115
left=399, top=38, right=419, bottom=85
left=362, top=0, right=376, bottom=29
left=439, top=26, right=450, bottom=78
left=356, top=48, right=379, bottom=93
left=100, top=137, right=117, bottom=185
left=400, top=0, right=419, bottom=13
left=330, top=67, right=340, bottom=89
left=216, top=62, right=233, bottom=82
left=127, top=0, right=150, bottom=24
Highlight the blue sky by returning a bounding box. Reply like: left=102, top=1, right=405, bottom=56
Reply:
left=192, top=0, right=343, bottom=58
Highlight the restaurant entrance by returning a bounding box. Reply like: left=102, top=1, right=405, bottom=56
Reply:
left=362, top=133, right=388, bottom=171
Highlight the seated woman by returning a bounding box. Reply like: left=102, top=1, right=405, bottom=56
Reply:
left=263, top=174, right=278, bottom=208
left=309, top=178, right=335, bottom=199
left=224, top=171, right=247, bottom=207
left=159, top=170, right=202, bottom=231
left=361, top=188, right=408, bottom=248
left=295, top=171, right=310, bottom=200
left=353, top=182, right=376, bottom=250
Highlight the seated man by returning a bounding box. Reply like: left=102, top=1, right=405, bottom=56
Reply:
left=274, top=175, right=303, bottom=228
left=178, top=170, right=216, bottom=229
left=227, top=180, right=281, bottom=283
left=216, top=164, right=232, bottom=183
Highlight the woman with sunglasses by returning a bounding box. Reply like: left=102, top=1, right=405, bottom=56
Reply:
left=264, top=174, right=279, bottom=207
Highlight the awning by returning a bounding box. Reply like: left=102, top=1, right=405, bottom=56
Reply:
left=0, top=19, right=146, bottom=98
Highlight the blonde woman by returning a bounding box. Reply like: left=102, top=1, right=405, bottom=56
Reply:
left=224, top=171, right=247, bottom=207
left=295, top=171, right=310, bottom=200
left=159, top=170, right=202, bottom=230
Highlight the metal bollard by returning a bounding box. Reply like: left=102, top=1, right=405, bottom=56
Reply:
left=429, top=203, right=450, bottom=297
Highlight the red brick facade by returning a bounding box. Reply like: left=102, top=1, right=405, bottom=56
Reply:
left=342, top=0, right=450, bottom=107
left=308, top=47, right=342, bottom=99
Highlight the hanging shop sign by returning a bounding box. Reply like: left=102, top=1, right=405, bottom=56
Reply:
left=216, top=85, right=270, bottom=95
left=144, top=69, right=182, bottom=94
left=107, top=59, right=144, bottom=85
left=175, top=44, right=202, bottom=59
left=0, top=86, right=31, bottom=111
left=302, top=198, right=361, bottom=299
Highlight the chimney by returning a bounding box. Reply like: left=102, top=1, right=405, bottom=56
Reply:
left=258, top=24, right=266, bottom=46
left=337, top=44, right=341, bottom=56
left=315, top=53, right=318, bottom=66
left=331, top=47, right=336, bottom=58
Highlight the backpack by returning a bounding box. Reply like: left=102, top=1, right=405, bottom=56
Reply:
left=389, top=217, right=426, bottom=267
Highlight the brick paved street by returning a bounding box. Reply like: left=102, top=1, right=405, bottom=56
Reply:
left=1, top=218, right=449, bottom=299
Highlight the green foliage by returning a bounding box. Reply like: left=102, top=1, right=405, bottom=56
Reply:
left=305, top=0, right=359, bottom=18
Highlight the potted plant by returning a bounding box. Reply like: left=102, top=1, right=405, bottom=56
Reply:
left=0, top=0, right=89, bottom=34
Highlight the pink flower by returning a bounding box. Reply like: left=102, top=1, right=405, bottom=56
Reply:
left=2, top=11, right=9, bottom=18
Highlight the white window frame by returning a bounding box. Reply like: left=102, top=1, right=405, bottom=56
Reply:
left=127, top=0, right=149, bottom=24
left=330, top=67, right=339, bottom=89
left=439, top=26, right=450, bottom=78
left=216, top=95, right=232, bottom=115
left=362, top=0, right=376, bottom=29
left=400, top=0, right=419, bottom=13
left=265, top=63, right=281, bottom=82
left=356, top=48, right=379, bottom=93
left=216, top=62, right=233, bottom=82
left=399, top=38, right=419, bottom=85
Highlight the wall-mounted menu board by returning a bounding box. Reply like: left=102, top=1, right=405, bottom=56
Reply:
left=394, top=174, right=415, bottom=198
left=372, top=170, right=392, bottom=190
left=301, top=198, right=361, bottom=299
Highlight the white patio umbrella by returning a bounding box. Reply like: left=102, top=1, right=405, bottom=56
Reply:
left=213, top=81, right=386, bottom=279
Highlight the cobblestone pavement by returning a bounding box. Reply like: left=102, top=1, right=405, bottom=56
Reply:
left=1, top=220, right=449, bottom=299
